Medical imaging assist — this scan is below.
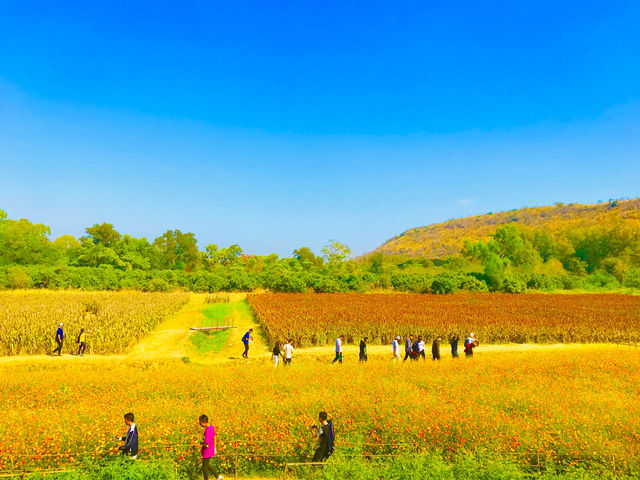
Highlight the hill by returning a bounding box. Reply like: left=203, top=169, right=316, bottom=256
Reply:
left=370, top=198, right=640, bottom=258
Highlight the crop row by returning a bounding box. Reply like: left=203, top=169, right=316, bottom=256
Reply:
left=247, top=293, right=640, bottom=346
left=0, top=290, right=189, bottom=355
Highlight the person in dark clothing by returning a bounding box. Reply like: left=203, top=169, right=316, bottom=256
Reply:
left=359, top=337, right=368, bottom=362
left=113, top=412, right=138, bottom=459
left=431, top=336, right=441, bottom=361
left=272, top=341, right=281, bottom=367
left=403, top=335, right=413, bottom=361
left=449, top=333, right=460, bottom=358
left=53, top=323, right=64, bottom=356
left=241, top=329, right=253, bottom=358
left=310, top=411, right=334, bottom=463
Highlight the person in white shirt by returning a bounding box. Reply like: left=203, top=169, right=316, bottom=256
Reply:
left=392, top=336, right=401, bottom=360
left=331, top=335, right=344, bottom=364
left=282, top=339, right=295, bottom=365
left=417, top=336, right=426, bottom=360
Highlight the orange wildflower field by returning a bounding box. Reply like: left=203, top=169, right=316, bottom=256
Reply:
left=0, top=348, right=639, bottom=474
left=247, top=293, right=640, bottom=346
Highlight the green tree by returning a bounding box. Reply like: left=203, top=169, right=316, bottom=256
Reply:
left=293, top=247, right=323, bottom=270
left=322, top=240, right=352, bottom=265
left=85, top=223, right=122, bottom=247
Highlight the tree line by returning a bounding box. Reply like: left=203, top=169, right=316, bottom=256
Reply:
left=1, top=208, right=639, bottom=292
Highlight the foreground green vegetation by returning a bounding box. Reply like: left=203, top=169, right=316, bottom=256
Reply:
left=1, top=202, right=639, bottom=294
left=22, top=453, right=640, bottom=479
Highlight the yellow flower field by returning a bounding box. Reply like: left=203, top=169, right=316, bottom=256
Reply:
left=0, top=290, right=189, bottom=355
left=0, top=347, right=638, bottom=474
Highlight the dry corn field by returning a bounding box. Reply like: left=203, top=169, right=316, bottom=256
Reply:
left=247, top=293, right=640, bottom=346
left=0, top=290, right=189, bottom=355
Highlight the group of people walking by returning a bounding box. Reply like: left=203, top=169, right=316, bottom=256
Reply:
left=241, top=328, right=480, bottom=366
left=112, top=410, right=334, bottom=479
left=51, top=323, right=89, bottom=356
left=332, top=332, right=479, bottom=363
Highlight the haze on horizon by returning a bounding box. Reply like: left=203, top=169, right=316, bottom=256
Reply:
left=1, top=1, right=639, bottom=256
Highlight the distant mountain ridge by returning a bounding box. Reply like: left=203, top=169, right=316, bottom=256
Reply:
left=370, top=198, right=640, bottom=258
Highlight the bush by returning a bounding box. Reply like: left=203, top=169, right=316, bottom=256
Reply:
left=145, top=278, right=170, bottom=292
left=501, top=275, right=527, bottom=293
left=430, top=273, right=459, bottom=294
left=7, top=265, right=31, bottom=289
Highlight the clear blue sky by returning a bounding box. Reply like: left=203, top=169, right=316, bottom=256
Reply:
left=1, top=1, right=639, bottom=256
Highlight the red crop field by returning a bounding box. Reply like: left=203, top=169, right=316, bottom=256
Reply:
left=247, top=293, right=640, bottom=346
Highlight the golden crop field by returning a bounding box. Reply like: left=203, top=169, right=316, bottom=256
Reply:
left=0, top=348, right=638, bottom=475
left=247, top=293, right=640, bottom=346
left=0, top=290, right=189, bottom=355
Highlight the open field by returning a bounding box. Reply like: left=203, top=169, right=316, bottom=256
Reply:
left=248, top=293, right=640, bottom=346
left=1, top=292, right=640, bottom=479
left=1, top=346, right=639, bottom=477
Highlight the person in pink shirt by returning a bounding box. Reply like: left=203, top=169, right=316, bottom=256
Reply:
left=199, top=414, right=222, bottom=480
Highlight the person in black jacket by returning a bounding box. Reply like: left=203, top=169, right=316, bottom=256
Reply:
left=359, top=337, right=368, bottom=362
left=113, top=412, right=139, bottom=459
left=310, top=411, right=334, bottom=462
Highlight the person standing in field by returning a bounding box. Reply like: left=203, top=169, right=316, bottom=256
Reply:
left=77, top=328, right=87, bottom=356
left=411, top=337, right=421, bottom=361
left=199, top=414, right=223, bottom=480
left=272, top=341, right=281, bottom=367
left=53, top=323, right=64, bottom=356
left=359, top=337, right=368, bottom=362
left=392, top=336, right=401, bottom=360
left=241, top=328, right=253, bottom=358
left=310, top=411, right=335, bottom=463
left=449, top=333, right=460, bottom=358
left=403, top=335, right=413, bottom=361
left=113, top=412, right=138, bottom=459
left=431, top=336, right=441, bottom=361
left=332, top=335, right=344, bottom=364
left=282, top=339, right=294, bottom=365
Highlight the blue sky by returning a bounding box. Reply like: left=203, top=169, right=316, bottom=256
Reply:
left=1, top=1, right=639, bottom=256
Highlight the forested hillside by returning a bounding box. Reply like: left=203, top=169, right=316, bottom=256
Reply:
left=372, top=199, right=640, bottom=257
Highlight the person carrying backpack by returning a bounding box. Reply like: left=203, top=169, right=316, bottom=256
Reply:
left=310, top=411, right=334, bottom=462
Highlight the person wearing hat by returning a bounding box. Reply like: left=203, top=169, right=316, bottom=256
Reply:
left=53, top=323, right=64, bottom=356
left=392, top=336, right=401, bottom=360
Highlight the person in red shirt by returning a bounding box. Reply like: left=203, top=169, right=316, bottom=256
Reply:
left=199, top=414, right=222, bottom=480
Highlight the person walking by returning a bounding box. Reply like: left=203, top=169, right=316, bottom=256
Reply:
left=417, top=336, right=426, bottom=360
left=282, top=339, right=294, bottom=366
left=403, top=335, right=413, bottom=361
left=411, top=337, right=421, bottom=361
left=113, top=412, right=138, bottom=459
left=392, top=336, right=401, bottom=360
left=272, top=341, right=281, bottom=367
left=464, top=333, right=478, bottom=358
left=53, top=323, right=64, bottom=356
left=199, top=414, right=223, bottom=480
left=449, top=333, right=460, bottom=359
left=241, top=329, right=253, bottom=358
left=431, top=336, right=441, bottom=361
left=332, top=335, right=344, bottom=364
left=77, top=328, right=87, bottom=356
left=310, top=411, right=335, bottom=463
left=359, top=337, right=368, bottom=362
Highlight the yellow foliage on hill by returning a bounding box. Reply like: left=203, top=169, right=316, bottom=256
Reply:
left=372, top=198, right=640, bottom=258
